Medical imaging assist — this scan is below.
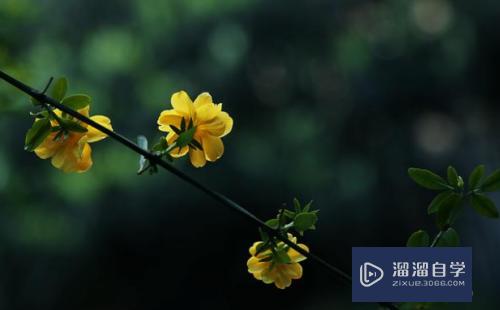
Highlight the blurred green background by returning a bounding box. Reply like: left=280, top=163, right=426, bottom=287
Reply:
left=1, top=0, right=500, bottom=309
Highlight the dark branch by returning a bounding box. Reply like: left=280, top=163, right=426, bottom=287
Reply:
left=0, top=69, right=399, bottom=309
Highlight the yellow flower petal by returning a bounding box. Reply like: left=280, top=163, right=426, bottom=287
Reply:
left=74, top=142, right=93, bottom=173
left=197, top=118, right=226, bottom=137
left=286, top=233, right=297, bottom=243
left=249, top=241, right=263, bottom=256
left=202, top=135, right=224, bottom=161
left=284, top=263, right=303, bottom=279
left=260, top=268, right=277, bottom=284
left=171, top=91, right=194, bottom=116
left=193, top=92, right=213, bottom=108
left=276, top=275, right=293, bottom=289
left=86, top=115, right=112, bottom=143
left=288, top=243, right=309, bottom=263
left=35, top=132, right=60, bottom=159
left=171, top=145, right=189, bottom=157
left=218, top=111, right=233, bottom=137
left=50, top=136, right=93, bottom=173
left=189, top=147, right=206, bottom=168
left=261, top=266, right=292, bottom=289
left=251, top=271, right=263, bottom=280
left=78, top=105, right=90, bottom=118
left=196, top=102, right=219, bottom=123
left=247, top=256, right=270, bottom=274
left=157, top=109, right=183, bottom=132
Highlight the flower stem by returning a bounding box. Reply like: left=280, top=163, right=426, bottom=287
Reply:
left=0, top=69, right=397, bottom=310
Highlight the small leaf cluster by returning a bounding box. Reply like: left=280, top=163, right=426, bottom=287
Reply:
left=406, top=165, right=500, bottom=249
left=409, top=165, right=500, bottom=221
left=137, top=118, right=202, bottom=174
left=25, top=77, right=91, bottom=151
left=254, top=198, right=318, bottom=265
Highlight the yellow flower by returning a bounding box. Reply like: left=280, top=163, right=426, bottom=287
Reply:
left=157, top=91, right=233, bottom=168
left=34, top=106, right=112, bottom=173
left=247, top=234, right=309, bottom=289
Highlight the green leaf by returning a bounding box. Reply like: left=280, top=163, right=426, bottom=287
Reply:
left=481, top=169, right=500, bottom=192
left=137, top=135, right=148, bottom=150
left=470, top=193, right=499, bottom=218
left=293, top=198, right=301, bottom=212
left=61, top=94, right=91, bottom=110
left=408, top=168, right=451, bottom=190
left=265, top=218, right=279, bottom=229
left=258, top=227, right=269, bottom=243
left=278, top=210, right=287, bottom=227
left=24, top=118, right=52, bottom=151
left=447, top=166, right=459, bottom=188
left=436, top=227, right=460, bottom=247
left=435, top=193, right=462, bottom=230
left=468, top=164, right=485, bottom=190
left=294, top=212, right=318, bottom=233
left=59, top=119, right=87, bottom=133
left=51, top=77, right=68, bottom=101
left=406, top=230, right=430, bottom=247
left=428, top=191, right=455, bottom=214
left=283, top=209, right=295, bottom=219
left=303, top=200, right=313, bottom=212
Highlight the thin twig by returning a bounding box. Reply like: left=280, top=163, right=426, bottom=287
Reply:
left=0, top=69, right=398, bottom=309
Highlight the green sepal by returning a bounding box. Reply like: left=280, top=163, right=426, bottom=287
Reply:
left=175, top=126, right=196, bottom=148
left=274, top=248, right=292, bottom=264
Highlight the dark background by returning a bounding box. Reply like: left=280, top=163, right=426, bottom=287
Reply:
left=1, top=0, right=500, bottom=309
